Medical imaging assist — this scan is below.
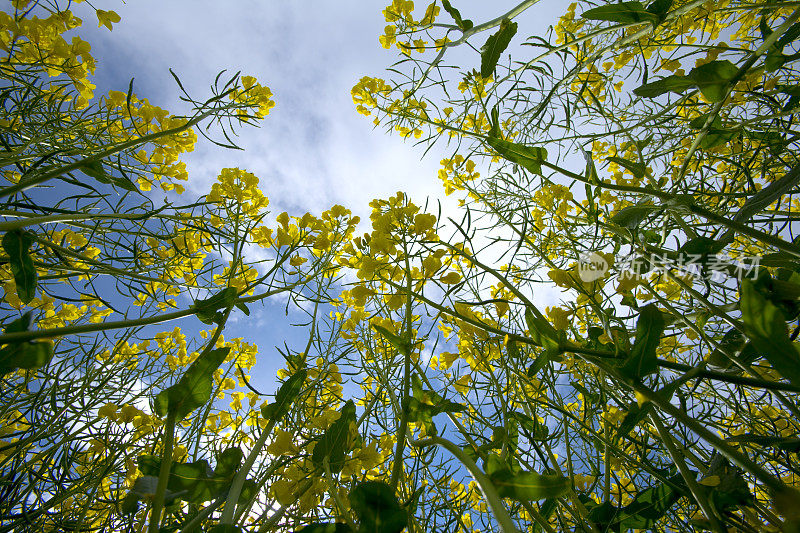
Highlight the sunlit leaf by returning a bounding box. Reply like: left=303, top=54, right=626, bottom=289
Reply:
left=78, top=159, right=138, bottom=191
left=524, top=307, right=561, bottom=353
left=0, top=313, right=53, bottom=376
left=617, top=304, right=664, bottom=380
left=192, top=287, right=238, bottom=325
left=633, top=75, right=694, bottom=98
left=489, top=468, right=569, bottom=501
left=607, top=156, right=646, bottom=180
left=609, top=204, right=658, bottom=229
left=312, top=400, right=357, bottom=473
left=350, top=481, right=408, bottom=533
left=480, top=19, right=517, bottom=78
left=441, top=0, right=473, bottom=31
left=153, top=347, right=231, bottom=420
left=261, top=368, right=306, bottom=422
left=2, top=229, right=37, bottom=304
left=373, top=324, right=410, bottom=356
left=487, top=137, right=547, bottom=175
left=581, top=1, right=658, bottom=25
left=740, top=279, right=800, bottom=389
left=688, top=60, right=739, bottom=102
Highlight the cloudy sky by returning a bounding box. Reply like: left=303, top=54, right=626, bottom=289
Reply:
left=72, top=0, right=566, bottom=380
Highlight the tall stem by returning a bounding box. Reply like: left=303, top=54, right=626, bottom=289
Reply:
left=219, top=418, right=277, bottom=524
left=390, top=238, right=414, bottom=491
left=148, top=411, right=176, bottom=533
left=411, top=436, right=521, bottom=533
left=650, top=411, right=725, bottom=533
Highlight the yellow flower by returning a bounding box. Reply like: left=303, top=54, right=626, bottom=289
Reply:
left=439, top=272, right=461, bottom=285
left=96, top=9, right=120, bottom=31
left=97, top=403, right=118, bottom=421
left=453, top=374, right=470, bottom=394
left=290, top=255, right=307, bottom=267
left=268, top=429, right=298, bottom=456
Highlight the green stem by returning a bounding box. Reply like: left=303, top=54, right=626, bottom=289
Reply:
left=219, top=418, right=277, bottom=524
left=656, top=359, right=800, bottom=393
left=390, top=239, right=414, bottom=492
left=149, top=411, right=176, bottom=533
left=411, top=436, right=521, bottom=533
left=323, top=456, right=359, bottom=532
left=179, top=498, right=223, bottom=533
left=649, top=411, right=726, bottom=533
left=0, top=284, right=294, bottom=344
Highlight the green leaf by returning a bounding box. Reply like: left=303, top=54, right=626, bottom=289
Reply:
left=213, top=447, right=243, bottom=479
left=120, top=491, right=140, bottom=515
left=645, top=0, right=672, bottom=21
left=2, top=229, right=37, bottom=304
left=480, top=18, right=517, bottom=79
left=688, top=60, right=739, bottom=102
left=615, top=378, right=680, bottom=441
left=743, top=128, right=785, bottom=155
left=153, top=347, right=231, bottom=420
left=441, top=0, right=473, bottom=31
left=78, top=159, right=138, bottom=191
left=350, top=481, right=408, bottom=533
left=679, top=236, right=726, bottom=257
left=633, top=75, right=694, bottom=98
left=137, top=455, right=161, bottom=477
left=705, top=454, right=753, bottom=511
left=687, top=111, right=741, bottom=148
left=0, top=341, right=52, bottom=376
left=762, top=20, right=800, bottom=72
left=489, top=468, right=569, bottom=501
left=235, top=302, right=250, bottom=316
left=136, top=449, right=243, bottom=505
left=726, top=434, right=800, bottom=454
left=582, top=2, right=658, bottom=25
left=372, top=324, right=410, bottom=356
left=507, top=338, right=520, bottom=359
left=524, top=308, right=561, bottom=354
left=403, top=487, right=425, bottom=516
left=432, top=398, right=467, bottom=415
left=616, top=474, right=686, bottom=529
left=532, top=499, right=558, bottom=533
left=527, top=352, right=549, bottom=378
left=607, top=156, right=646, bottom=181
left=261, top=368, right=307, bottom=422
left=191, top=287, right=238, bottom=325
left=169, top=459, right=221, bottom=503
left=487, top=136, right=547, bottom=176
left=740, top=279, right=800, bottom=389
left=617, top=304, right=664, bottom=380
left=609, top=204, right=657, bottom=229
left=410, top=373, right=465, bottom=416
left=0, top=313, right=53, bottom=376
left=571, top=381, right=599, bottom=405
left=509, top=411, right=549, bottom=441
left=131, top=475, right=159, bottom=497
left=312, top=400, right=357, bottom=473
left=706, top=327, right=760, bottom=370
left=585, top=500, right=620, bottom=531
left=405, top=396, right=436, bottom=436
left=238, top=478, right=259, bottom=503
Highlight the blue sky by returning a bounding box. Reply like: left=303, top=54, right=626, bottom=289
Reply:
left=71, top=0, right=566, bottom=383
